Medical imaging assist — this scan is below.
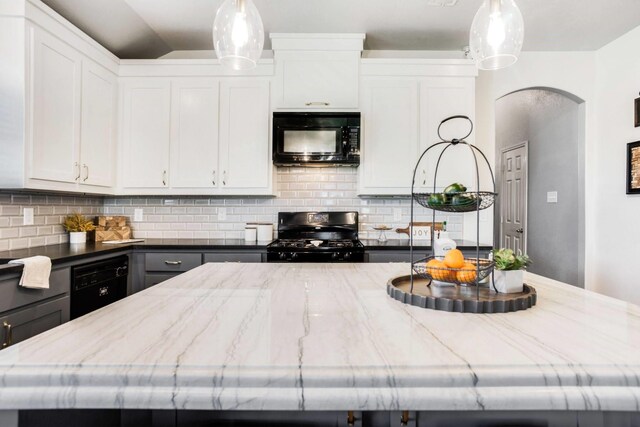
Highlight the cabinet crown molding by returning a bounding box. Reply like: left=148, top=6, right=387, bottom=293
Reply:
left=270, top=33, right=366, bottom=52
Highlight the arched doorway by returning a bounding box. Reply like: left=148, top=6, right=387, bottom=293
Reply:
left=494, top=88, right=586, bottom=288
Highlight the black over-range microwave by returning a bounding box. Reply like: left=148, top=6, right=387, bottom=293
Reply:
left=272, top=112, right=360, bottom=167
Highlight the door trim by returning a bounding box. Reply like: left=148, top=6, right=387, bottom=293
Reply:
left=499, top=141, right=529, bottom=253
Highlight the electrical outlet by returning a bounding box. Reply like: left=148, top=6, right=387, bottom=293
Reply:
left=23, top=208, right=34, bottom=226
left=393, top=208, right=402, bottom=222
left=134, top=208, right=144, bottom=222
left=218, top=207, right=227, bottom=221
left=547, top=191, right=558, bottom=203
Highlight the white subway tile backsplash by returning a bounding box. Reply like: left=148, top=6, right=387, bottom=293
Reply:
left=0, top=169, right=466, bottom=249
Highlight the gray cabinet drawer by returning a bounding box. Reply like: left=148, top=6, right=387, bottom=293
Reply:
left=0, top=267, right=70, bottom=314
left=367, top=252, right=412, bottom=263
left=145, top=253, right=202, bottom=272
left=0, top=295, right=70, bottom=349
left=144, top=273, right=180, bottom=289
left=203, top=253, right=263, bottom=263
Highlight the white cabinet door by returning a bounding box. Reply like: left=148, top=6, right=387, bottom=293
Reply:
left=359, top=78, right=419, bottom=195
left=121, top=79, right=171, bottom=189
left=79, top=60, right=117, bottom=188
left=418, top=78, right=475, bottom=192
left=219, top=79, right=271, bottom=191
left=170, top=79, right=220, bottom=189
left=275, top=51, right=359, bottom=109
left=29, top=28, right=82, bottom=184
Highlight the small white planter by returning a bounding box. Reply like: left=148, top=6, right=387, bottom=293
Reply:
left=69, top=231, right=87, bottom=244
left=492, top=270, right=524, bottom=293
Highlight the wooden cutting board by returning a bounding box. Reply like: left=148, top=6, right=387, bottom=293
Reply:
left=395, top=222, right=445, bottom=236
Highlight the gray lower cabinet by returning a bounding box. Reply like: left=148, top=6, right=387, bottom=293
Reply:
left=0, top=266, right=70, bottom=349
left=203, top=252, right=263, bottom=263
left=1, top=295, right=70, bottom=348
left=366, top=249, right=490, bottom=263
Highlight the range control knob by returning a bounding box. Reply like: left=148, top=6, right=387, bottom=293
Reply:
left=279, top=252, right=287, bottom=260
left=344, top=252, right=351, bottom=261
left=291, top=253, right=299, bottom=261
left=331, top=253, right=340, bottom=261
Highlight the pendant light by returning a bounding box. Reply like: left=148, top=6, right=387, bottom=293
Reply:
left=469, top=0, right=524, bottom=70
left=213, top=0, right=264, bottom=70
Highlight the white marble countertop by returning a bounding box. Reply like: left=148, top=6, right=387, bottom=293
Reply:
left=0, top=263, right=639, bottom=412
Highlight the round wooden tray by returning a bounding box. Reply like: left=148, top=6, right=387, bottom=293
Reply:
left=387, top=275, right=536, bottom=313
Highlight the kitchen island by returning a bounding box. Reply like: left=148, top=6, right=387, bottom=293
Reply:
left=1, top=263, right=639, bottom=426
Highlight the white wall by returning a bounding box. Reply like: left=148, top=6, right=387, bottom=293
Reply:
left=592, top=25, right=640, bottom=304
left=476, top=28, right=640, bottom=304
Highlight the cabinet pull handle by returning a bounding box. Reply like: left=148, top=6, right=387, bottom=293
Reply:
left=212, top=170, right=216, bottom=186
left=422, top=169, right=426, bottom=186
left=305, top=101, right=330, bottom=106
left=164, top=260, right=182, bottom=265
left=222, top=170, right=227, bottom=186
left=75, top=162, right=81, bottom=181
left=83, top=164, right=89, bottom=182
left=162, top=170, right=167, bottom=186
left=2, top=321, right=12, bottom=348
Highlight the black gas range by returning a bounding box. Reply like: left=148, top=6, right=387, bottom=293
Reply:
left=266, top=211, right=365, bottom=262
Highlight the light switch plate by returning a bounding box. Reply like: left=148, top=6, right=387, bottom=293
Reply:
left=23, top=208, right=34, bottom=225
left=393, top=208, right=402, bottom=222
left=547, top=191, right=558, bottom=203
left=218, top=207, right=227, bottom=221
left=134, top=208, right=144, bottom=222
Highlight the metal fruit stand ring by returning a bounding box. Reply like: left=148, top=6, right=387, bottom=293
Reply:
left=386, top=115, right=537, bottom=313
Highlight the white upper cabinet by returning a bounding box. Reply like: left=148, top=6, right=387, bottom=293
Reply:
left=359, top=78, right=419, bottom=196
left=271, top=33, right=364, bottom=110
left=418, top=77, right=475, bottom=192
left=79, top=60, right=117, bottom=188
left=219, top=79, right=271, bottom=191
left=358, top=57, right=477, bottom=196
left=29, top=27, right=82, bottom=184
left=274, top=51, right=360, bottom=109
left=121, top=79, right=171, bottom=189
left=170, top=79, right=220, bottom=189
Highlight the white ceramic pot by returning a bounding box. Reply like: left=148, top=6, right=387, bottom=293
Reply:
left=492, top=270, right=524, bottom=293
left=69, top=231, right=87, bottom=244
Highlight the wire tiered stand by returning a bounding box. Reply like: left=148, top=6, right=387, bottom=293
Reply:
left=387, top=115, right=536, bottom=313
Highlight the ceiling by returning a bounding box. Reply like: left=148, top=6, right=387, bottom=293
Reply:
left=41, top=0, right=640, bottom=59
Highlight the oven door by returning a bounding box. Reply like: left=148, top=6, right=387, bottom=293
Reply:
left=267, top=251, right=365, bottom=263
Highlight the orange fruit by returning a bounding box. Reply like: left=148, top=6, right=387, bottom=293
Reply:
left=426, top=259, right=454, bottom=282
left=443, top=249, right=465, bottom=269
left=456, top=262, right=477, bottom=284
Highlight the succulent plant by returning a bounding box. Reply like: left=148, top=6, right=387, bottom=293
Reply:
left=492, top=248, right=531, bottom=271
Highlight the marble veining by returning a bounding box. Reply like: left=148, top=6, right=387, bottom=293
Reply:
left=0, top=263, right=639, bottom=411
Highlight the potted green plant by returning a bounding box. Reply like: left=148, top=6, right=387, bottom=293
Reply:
left=63, top=213, right=95, bottom=244
left=491, top=248, right=531, bottom=293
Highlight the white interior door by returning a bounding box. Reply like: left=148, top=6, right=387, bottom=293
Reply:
left=500, top=143, right=528, bottom=253
left=170, top=79, right=220, bottom=189
left=29, top=28, right=82, bottom=183
left=218, top=79, right=270, bottom=190
left=79, top=60, right=117, bottom=188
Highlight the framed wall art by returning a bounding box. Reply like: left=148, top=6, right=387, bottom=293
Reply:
left=627, top=141, right=640, bottom=194
left=635, top=95, right=640, bottom=127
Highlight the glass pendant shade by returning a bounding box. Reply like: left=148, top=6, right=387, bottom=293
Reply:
left=213, top=0, right=264, bottom=70
left=469, top=0, right=524, bottom=70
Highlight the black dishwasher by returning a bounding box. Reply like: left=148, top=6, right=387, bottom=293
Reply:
left=71, top=256, right=128, bottom=320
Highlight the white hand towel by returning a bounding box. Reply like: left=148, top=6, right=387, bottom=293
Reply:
left=8, top=256, right=52, bottom=289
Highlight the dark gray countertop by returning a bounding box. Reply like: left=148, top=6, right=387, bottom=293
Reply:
left=0, top=239, right=268, bottom=267
left=361, top=239, right=492, bottom=250
left=0, top=238, right=492, bottom=274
